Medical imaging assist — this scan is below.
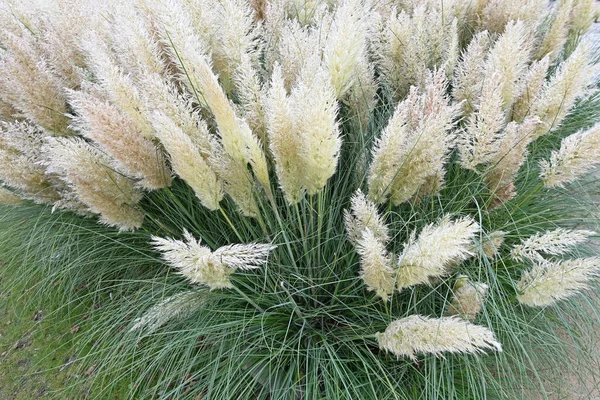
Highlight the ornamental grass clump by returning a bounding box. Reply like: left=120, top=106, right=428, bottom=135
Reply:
left=0, top=0, right=600, bottom=399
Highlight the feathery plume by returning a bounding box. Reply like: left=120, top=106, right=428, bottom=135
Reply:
left=36, top=0, right=101, bottom=90
left=151, top=230, right=275, bottom=290
left=481, top=230, right=506, bottom=258
left=151, top=111, right=223, bottom=210
left=530, top=40, right=598, bottom=138
left=233, top=54, right=269, bottom=145
left=292, top=59, right=341, bottom=195
left=344, top=189, right=389, bottom=246
left=266, top=64, right=304, bottom=204
left=512, top=228, right=595, bottom=263
left=267, top=58, right=341, bottom=202
left=0, top=186, right=24, bottom=205
left=452, top=31, right=491, bottom=115
left=368, top=71, right=458, bottom=205
left=140, top=69, right=258, bottom=217
left=485, top=21, right=532, bottom=111
left=569, top=0, right=595, bottom=35
left=81, top=34, right=155, bottom=138
left=323, top=0, right=371, bottom=99
left=204, top=0, right=261, bottom=94
left=517, top=257, right=600, bottom=307
left=539, top=123, right=600, bottom=188
left=396, top=216, right=480, bottom=290
left=345, top=60, right=378, bottom=130
left=0, top=121, right=61, bottom=204
left=484, top=117, right=543, bottom=205
left=0, top=30, right=70, bottom=134
left=356, top=229, right=395, bottom=301
left=68, top=89, right=172, bottom=190
left=130, top=289, right=207, bottom=333
left=153, top=0, right=272, bottom=196
left=108, top=3, right=166, bottom=78
left=377, top=315, right=502, bottom=360
left=275, top=19, right=321, bottom=89
left=535, top=0, right=574, bottom=62
left=42, top=137, right=143, bottom=231
left=446, top=276, right=489, bottom=321
left=458, top=72, right=506, bottom=170
left=372, top=6, right=459, bottom=99
left=476, top=0, right=546, bottom=34
left=511, top=56, right=551, bottom=123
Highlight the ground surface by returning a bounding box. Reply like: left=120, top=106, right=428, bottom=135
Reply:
left=0, top=269, right=98, bottom=399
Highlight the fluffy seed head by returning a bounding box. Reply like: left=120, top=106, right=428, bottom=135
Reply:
left=42, top=137, right=143, bottom=231
left=355, top=229, right=395, bottom=301
left=368, top=71, right=458, bottom=205
left=511, top=228, right=595, bottom=263
left=68, top=89, right=172, bottom=190
left=396, top=216, right=480, bottom=290
left=540, top=123, right=600, bottom=188
left=482, top=230, right=507, bottom=258
left=517, top=257, right=600, bottom=307
left=130, top=290, right=207, bottom=333
left=446, top=276, right=489, bottom=321
left=344, top=189, right=389, bottom=246
left=377, top=315, right=502, bottom=360
left=151, top=230, right=275, bottom=290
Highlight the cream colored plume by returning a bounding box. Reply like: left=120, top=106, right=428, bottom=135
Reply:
left=68, top=89, right=172, bottom=190
left=535, top=0, right=574, bottom=62
left=152, top=0, right=271, bottom=196
left=0, top=186, right=24, bottom=205
left=540, top=123, right=600, bottom=188
left=267, top=60, right=341, bottom=201
left=377, top=315, right=502, bottom=360
left=151, top=111, right=223, bottom=210
left=530, top=41, right=598, bottom=138
left=569, top=0, right=595, bottom=35
left=452, top=31, right=491, bottom=115
left=130, top=289, right=207, bottom=333
left=107, top=2, right=166, bottom=78
left=0, top=29, right=70, bottom=134
left=42, top=137, right=143, bottom=231
left=446, top=276, right=489, bottom=321
left=234, top=54, right=269, bottom=145
left=396, top=216, right=480, bottom=290
left=266, top=65, right=304, bottom=204
left=482, top=230, right=506, bottom=258
left=80, top=34, right=155, bottom=138
left=458, top=72, right=506, bottom=170
left=517, top=257, right=600, bottom=307
left=323, top=0, right=372, bottom=99
left=484, top=117, right=543, bottom=205
left=344, top=189, right=389, bottom=246
left=140, top=70, right=258, bottom=217
left=151, top=230, right=276, bottom=290
left=474, top=0, right=546, bottom=34
left=0, top=121, right=61, bottom=204
left=512, top=56, right=550, bottom=123
left=511, top=228, right=595, bottom=263
left=273, top=19, right=321, bottom=90
left=372, top=6, right=459, bottom=99
left=356, top=229, right=395, bottom=301
left=293, top=60, right=341, bottom=195
left=484, top=21, right=532, bottom=111
left=368, top=71, right=458, bottom=205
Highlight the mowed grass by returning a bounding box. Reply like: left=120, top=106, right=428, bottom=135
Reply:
left=0, top=263, right=129, bottom=399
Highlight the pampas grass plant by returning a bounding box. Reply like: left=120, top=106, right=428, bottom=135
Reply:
left=1, top=0, right=600, bottom=399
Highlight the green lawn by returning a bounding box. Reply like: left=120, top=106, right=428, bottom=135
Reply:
left=0, top=264, right=125, bottom=399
